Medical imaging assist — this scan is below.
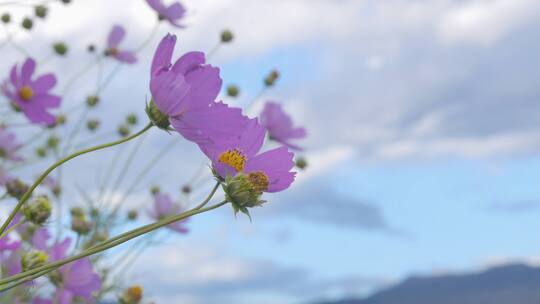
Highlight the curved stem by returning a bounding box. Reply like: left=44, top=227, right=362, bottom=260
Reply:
left=0, top=219, right=25, bottom=239
left=0, top=200, right=229, bottom=288
left=0, top=123, right=154, bottom=236
left=193, top=182, right=220, bottom=210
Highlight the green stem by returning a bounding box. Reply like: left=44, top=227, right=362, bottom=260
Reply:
left=192, top=182, right=220, bottom=210
left=0, top=200, right=229, bottom=288
left=0, top=268, right=50, bottom=292
left=0, top=219, right=25, bottom=239
left=0, top=123, right=154, bottom=237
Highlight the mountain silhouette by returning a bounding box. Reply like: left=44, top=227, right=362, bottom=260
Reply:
left=316, top=264, right=540, bottom=304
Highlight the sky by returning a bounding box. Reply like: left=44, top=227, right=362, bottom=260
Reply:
left=1, top=0, right=540, bottom=303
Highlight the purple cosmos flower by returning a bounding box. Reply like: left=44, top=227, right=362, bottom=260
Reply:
left=32, top=228, right=71, bottom=261
left=105, top=25, right=137, bottom=64
left=0, top=127, right=23, bottom=162
left=32, top=228, right=101, bottom=301
left=33, top=258, right=101, bottom=304
left=146, top=0, right=186, bottom=28
left=149, top=34, right=247, bottom=144
left=1, top=58, right=61, bottom=125
left=260, top=101, right=307, bottom=150
left=148, top=193, right=189, bottom=233
left=201, top=118, right=296, bottom=193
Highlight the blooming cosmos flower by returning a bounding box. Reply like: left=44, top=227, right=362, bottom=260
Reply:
left=201, top=117, right=296, bottom=194
left=33, top=258, right=102, bottom=304
left=146, top=0, right=186, bottom=28
left=0, top=127, right=23, bottom=162
left=32, top=228, right=71, bottom=261
left=260, top=101, right=307, bottom=150
left=1, top=58, right=61, bottom=125
left=33, top=228, right=101, bottom=301
left=105, top=25, right=137, bottom=64
left=148, top=34, right=246, bottom=144
left=148, top=193, right=189, bottom=233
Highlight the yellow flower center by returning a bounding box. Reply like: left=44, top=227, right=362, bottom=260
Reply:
left=127, top=285, right=143, bottom=300
left=218, top=149, right=246, bottom=172
left=248, top=171, right=269, bottom=192
left=19, top=85, right=34, bottom=101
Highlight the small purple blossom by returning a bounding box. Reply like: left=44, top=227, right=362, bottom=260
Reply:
left=32, top=228, right=71, bottom=261
left=148, top=193, right=189, bottom=233
left=201, top=118, right=296, bottom=193
left=150, top=34, right=247, bottom=144
left=1, top=58, right=61, bottom=125
left=260, top=101, right=307, bottom=150
left=32, top=228, right=101, bottom=301
left=146, top=0, right=186, bottom=28
left=105, top=25, right=137, bottom=64
left=0, top=127, right=23, bottom=162
left=0, top=235, right=20, bottom=252
left=34, top=258, right=101, bottom=304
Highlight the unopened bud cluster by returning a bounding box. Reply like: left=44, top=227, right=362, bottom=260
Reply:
left=70, top=206, right=92, bottom=235
left=23, top=195, right=52, bottom=225
left=21, top=251, right=49, bottom=271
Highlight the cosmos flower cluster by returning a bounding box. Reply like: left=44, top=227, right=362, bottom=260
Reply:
left=0, top=0, right=307, bottom=302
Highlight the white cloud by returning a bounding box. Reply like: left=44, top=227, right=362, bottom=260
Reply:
left=438, top=0, right=540, bottom=46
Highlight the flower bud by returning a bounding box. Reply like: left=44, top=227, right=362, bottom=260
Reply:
left=119, top=285, right=143, bottom=304
left=126, top=114, right=138, bottom=125
left=1, top=13, right=11, bottom=24
left=53, top=42, right=68, bottom=56
left=118, top=125, right=130, bottom=137
left=181, top=184, right=191, bottom=194
left=223, top=174, right=266, bottom=216
left=21, top=251, right=48, bottom=271
left=127, top=209, right=138, bottom=221
left=226, top=84, right=239, bottom=97
left=220, top=29, right=234, bottom=43
left=86, top=95, right=99, bottom=108
left=35, top=147, right=47, bottom=158
left=23, top=195, right=52, bottom=225
left=86, top=119, right=100, bottom=131
left=47, top=135, right=60, bottom=150
left=34, top=5, right=48, bottom=18
left=6, top=179, right=29, bottom=199
left=70, top=206, right=85, bottom=218
left=145, top=99, right=170, bottom=130
left=295, top=156, right=307, bottom=170
left=55, top=114, right=67, bottom=125
left=264, top=69, right=280, bottom=87
left=71, top=217, right=92, bottom=235
left=21, top=17, right=33, bottom=30
left=150, top=186, right=160, bottom=196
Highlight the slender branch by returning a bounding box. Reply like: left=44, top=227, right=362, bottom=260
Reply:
left=0, top=123, right=154, bottom=236
left=192, top=182, right=220, bottom=210
left=0, top=200, right=229, bottom=287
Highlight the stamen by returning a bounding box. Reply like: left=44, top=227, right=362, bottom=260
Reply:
left=19, top=85, right=34, bottom=101
left=218, top=149, right=246, bottom=172
left=248, top=171, right=269, bottom=192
